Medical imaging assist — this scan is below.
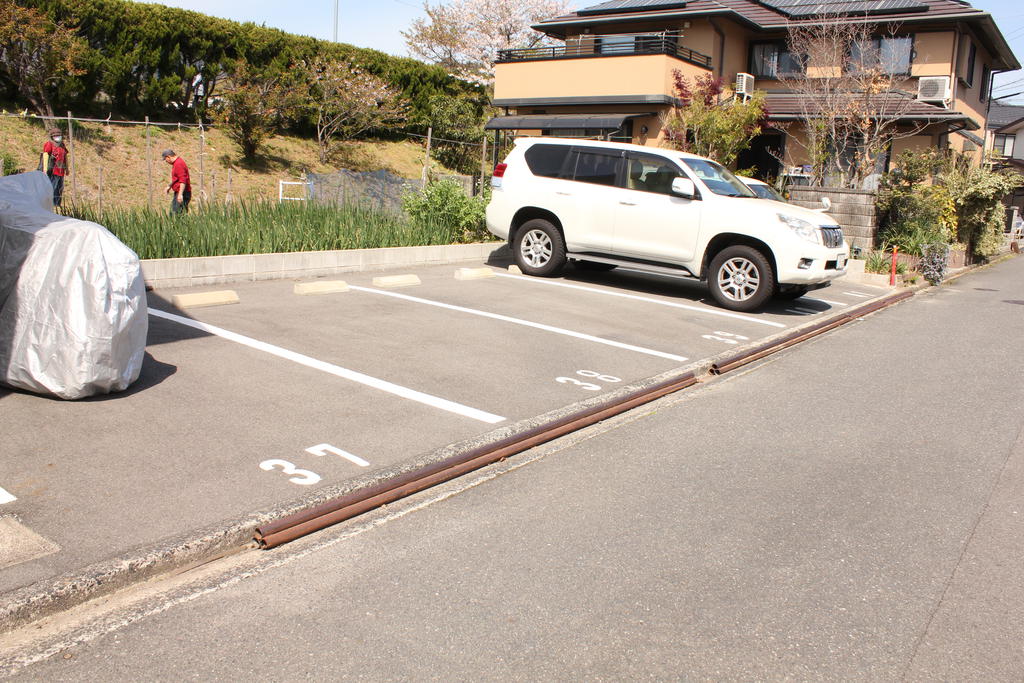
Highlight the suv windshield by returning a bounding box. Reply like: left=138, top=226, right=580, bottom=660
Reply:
left=682, top=159, right=757, bottom=198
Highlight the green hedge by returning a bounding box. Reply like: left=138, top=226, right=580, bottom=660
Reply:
left=11, top=0, right=483, bottom=126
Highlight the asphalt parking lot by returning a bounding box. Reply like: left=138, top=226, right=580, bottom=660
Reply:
left=0, top=257, right=887, bottom=599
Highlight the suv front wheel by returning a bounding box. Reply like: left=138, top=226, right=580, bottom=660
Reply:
left=708, top=245, right=775, bottom=312
left=514, top=219, right=566, bottom=277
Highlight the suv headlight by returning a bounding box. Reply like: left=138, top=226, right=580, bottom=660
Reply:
left=777, top=213, right=822, bottom=245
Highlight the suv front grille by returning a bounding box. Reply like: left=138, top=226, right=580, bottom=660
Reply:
left=820, top=226, right=844, bottom=248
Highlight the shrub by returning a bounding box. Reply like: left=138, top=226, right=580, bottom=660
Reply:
left=1, top=151, right=23, bottom=176
left=865, top=249, right=907, bottom=275
left=877, top=159, right=955, bottom=256
left=402, top=178, right=489, bottom=242
left=919, top=243, right=948, bottom=285
left=941, top=156, right=1018, bottom=257
left=877, top=149, right=1016, bottom=260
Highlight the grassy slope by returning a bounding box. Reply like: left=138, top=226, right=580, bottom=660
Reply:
left=0, top=116, right=446, bottom=209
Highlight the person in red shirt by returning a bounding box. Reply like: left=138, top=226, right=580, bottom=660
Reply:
left=40, top=128, right=68, bottom=207
left=161, top=149, right=191, bottom=213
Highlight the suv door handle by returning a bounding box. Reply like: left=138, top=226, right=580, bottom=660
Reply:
left=619, top=201, right=637, bottom=206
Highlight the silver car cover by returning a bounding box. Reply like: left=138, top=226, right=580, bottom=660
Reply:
left=0, top=171, right=147, bottom=399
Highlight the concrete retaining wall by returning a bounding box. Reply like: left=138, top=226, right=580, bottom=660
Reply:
left=788, top=186, right=877, bottom=252
left=142, top=242, right=506, bottom=289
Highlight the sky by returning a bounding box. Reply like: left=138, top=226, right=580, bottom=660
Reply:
left=133, top=0, right=1024, bottom=101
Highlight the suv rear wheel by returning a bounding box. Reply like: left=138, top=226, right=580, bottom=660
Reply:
left=514, top=219, right=566, bottom=277
left=708, top=245, right=775, bottom=311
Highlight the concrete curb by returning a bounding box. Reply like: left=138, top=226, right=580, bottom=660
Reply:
left=142, top=242, right=507, bottom=289
left=4, top=253, right=1013, bottom=634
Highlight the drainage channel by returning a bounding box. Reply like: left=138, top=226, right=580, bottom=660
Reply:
left=254, top=290, right=913, bottom=550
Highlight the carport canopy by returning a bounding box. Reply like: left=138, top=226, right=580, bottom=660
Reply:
left=484, top=113, right=651, bottom=130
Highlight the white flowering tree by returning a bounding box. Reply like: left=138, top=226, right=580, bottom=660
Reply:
left=301, top=57, right=409, bottom=163
left=403, top=0, right=572, bottom=84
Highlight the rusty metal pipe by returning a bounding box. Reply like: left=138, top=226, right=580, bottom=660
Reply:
left=255, top=371, right=698, bottom=549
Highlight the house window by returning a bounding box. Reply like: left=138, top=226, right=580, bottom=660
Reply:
left=596, top=33, right=667, bottom=56
left=542, top=122, right=633, bottom=142
left=959, top=40, right=977, bottom=86
left=598, top=34, right=637, bottom=55
left=848, top=36, right=913, bottom=75
left=994, top=134, right=1015, bottom=157
left=981, top=66, right=991, bottom=101
left=749, top=42, right=804, bottom=78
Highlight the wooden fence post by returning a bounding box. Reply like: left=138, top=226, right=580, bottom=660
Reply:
left=98, top=166, right=103, bottom=214
left=198, top=123, right=206, bottom=206
left=479, top=136, right=488, bottom=196
left=421, top=126, right=432, bottom=189
left=145, top=116, right=153, bottom=210
left=67, top=112, right=76, bottom=204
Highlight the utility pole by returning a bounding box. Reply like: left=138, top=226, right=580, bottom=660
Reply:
left=333, top=0, right=338, bottom=42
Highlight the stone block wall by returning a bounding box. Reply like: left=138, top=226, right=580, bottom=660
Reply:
left=787, top=186, right=877, bottom=252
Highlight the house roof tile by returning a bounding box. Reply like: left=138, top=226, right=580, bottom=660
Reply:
left=763, top=91, right=979, bottom=128
left=537, top=0, right=1018, bottom=68
left=987, top=103, right=1024, bottom=129
left=561, top=0, right=984, bottom=28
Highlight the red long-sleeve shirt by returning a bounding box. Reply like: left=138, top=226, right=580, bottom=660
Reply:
left=42, top=140, right=67, bottom=176
left=169, top=157, right=191, bottom=193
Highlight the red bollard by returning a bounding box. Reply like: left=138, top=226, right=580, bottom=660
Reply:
left=890, top=246, right=899, bottom=286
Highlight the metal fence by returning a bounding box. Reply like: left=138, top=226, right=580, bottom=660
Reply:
left=2, top=113, right=489, bottom=213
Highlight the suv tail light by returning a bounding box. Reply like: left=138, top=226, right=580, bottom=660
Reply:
left=491, top=162, right=508, bottom=188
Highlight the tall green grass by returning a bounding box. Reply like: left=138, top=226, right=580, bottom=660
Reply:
left=68, top=201, right=481, bottom=260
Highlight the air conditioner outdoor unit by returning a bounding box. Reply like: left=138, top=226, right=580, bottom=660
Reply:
left=735, top=72, right=755, bottom=98
left=917, top=76, right=951, bottom=103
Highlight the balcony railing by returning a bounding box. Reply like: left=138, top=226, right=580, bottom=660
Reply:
left=496, top=37, right=712, bottom=70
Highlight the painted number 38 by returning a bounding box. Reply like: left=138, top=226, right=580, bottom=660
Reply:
left=556, top=369, right=622, bottom=391
left=701, top=331, right=750, bottom=345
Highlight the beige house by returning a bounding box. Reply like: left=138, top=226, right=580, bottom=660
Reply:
left=487, top=0, right=1019, bottom=182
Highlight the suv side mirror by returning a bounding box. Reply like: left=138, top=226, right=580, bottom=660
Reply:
left=671, top=177, right=696, bottom=199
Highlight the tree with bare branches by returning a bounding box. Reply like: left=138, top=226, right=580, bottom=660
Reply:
left=778, top=17, right=929, bottom=188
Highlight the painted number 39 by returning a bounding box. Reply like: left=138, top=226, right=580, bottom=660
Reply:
left=556, top=369, right=622, bottom=391
left=701, top=331, right=750, bottom=345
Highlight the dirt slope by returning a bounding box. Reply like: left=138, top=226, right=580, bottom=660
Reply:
left=0, top=116, right=444, bottom=210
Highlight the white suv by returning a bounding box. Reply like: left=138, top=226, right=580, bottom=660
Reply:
left=486, top=138, right=848, bottom=312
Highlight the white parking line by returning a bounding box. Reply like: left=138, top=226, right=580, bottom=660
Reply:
left=843, top=291, right=872, bottom=298
left=787, top=306, right=819, bottom=315
left=495, top=273, right=786, bottom=328
left=149, top=309, right=506, bottom=424
left=348, top=285, right=689, bottom=363
left=0, top=486, right=16, bottom=504
left=805, top=298, right=846, bottom=306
